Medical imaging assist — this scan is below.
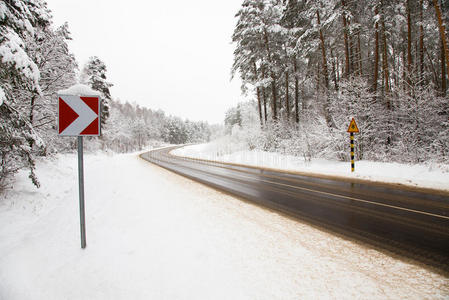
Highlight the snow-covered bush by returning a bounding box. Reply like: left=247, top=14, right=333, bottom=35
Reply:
left=390, top=85, right=449, bottom=164
left=222, top=77, right=448, bottom=165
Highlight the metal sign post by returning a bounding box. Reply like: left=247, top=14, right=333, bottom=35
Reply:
left=58, top=86, right=101, bottom=249
left=78, top=136, right=86, bottom=248
left=347, top=118, right=360, bottom=172
left=350, top=132, right=355, bottom=172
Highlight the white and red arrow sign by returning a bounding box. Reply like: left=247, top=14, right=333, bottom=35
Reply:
left=58, top=95, right=101, bottom=136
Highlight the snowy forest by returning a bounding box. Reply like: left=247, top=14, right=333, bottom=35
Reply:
left=1, top=0, right=449, bottom=191
left=231, top=0, right=449, bottom=164
left=0, top=0, right=213, bottom=190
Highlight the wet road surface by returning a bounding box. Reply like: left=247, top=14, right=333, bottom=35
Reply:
left=140, top=147, right=449, bottom=272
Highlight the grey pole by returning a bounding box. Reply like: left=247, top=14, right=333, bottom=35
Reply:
left=78, top=136, right=87, bottom=249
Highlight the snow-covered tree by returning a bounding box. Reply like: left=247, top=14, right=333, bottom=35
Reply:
left=162, top=117, right=188, bottom=144
left=22, top=22, right=78, bottom=153
left=0, top=0, right=51, bottom=189
left=80, top=56, right=112, bottom=126
left=231, top=0, right=449, bottom=164
left=232, top=0, right=286, bottom=122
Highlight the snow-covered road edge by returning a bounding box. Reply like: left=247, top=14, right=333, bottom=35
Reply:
left=171, top=144, right=449, bottom=193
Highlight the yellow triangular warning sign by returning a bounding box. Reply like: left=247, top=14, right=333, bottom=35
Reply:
left=347, top=118, right=360, bottom=133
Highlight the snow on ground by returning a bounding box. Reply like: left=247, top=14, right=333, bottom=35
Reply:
left=0, top=151, right=448, bottom=299
left=173, top=143, right=449, bottom=192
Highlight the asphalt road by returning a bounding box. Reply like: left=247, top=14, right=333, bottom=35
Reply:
left=141, top=146, right=449, bottom=272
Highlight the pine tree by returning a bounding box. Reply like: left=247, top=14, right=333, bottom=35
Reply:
left=231, top=0, right=449, bottom=163
left=80, top=56, right=113, bottom=126
left=232, top=0, right=286, bottom=122
left=0, top=0, right=51, bottom=189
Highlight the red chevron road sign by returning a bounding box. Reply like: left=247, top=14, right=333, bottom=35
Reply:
left=58, top=95, right=101, bottom=136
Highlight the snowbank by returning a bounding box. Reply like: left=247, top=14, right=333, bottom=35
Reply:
left=172, top=144, right=449, bottom=192
left=0, top=152, right=448, bottom=299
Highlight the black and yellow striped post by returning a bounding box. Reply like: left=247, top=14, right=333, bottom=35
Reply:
left=350, top=132, right=355, bottom=172
left=347, top=118, right=359, bottom=173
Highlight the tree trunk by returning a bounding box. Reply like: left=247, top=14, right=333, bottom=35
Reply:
left=442, top=38, right=447, bottom=96
left=373, top=5, right=380, bottom=99
left=293, top=57, right=299, bottom=123
left=253, top=62, right=263, bottom=126
left=419, top=0, right=424, bottom=85
left=316, top=9, right=333, bottom=127
left=357, top=31, right=363, bottom=76
left=262, top=66, right=268, bottom=122
left=349, top=21, right=355, bottom=76
left=256, top=87, right=263, bottom=126
left=263, top=27, right=277, bottom=120
left=270, top=81, right=277, bottom=121
left=331, top=48, right=339, bottom=90
left=336, top=56, right=340, bottom=82
left=406, top=0, right=413, bottom=89
left=342, top=0, right=350, bottom=77
left=28, top=94, right=37, bottom=148
left=380, top=0, right=391, bottom=146
left=285, top=70, right=290, bottom=121
left=433, top=0, right=449, bottom=77
left=316, top=10, right=329, bottom=90
left=381, top=0, right=390, bottom=99
left=29, top=95, right=36, bottom=126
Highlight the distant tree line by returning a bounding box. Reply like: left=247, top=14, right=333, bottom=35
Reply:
left=0, top=0, right=213, bottom=190
left=105, top=100, right=212, bottom=153
left=232, top=0, right=449, bottom=163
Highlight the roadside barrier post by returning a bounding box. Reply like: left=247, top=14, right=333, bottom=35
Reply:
left=350, top=133, right=355, bottom=172
left=347, top=118, right=360, bottom=173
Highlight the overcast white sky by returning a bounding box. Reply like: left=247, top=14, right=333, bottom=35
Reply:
left=46, top=0, right=247, bottom=124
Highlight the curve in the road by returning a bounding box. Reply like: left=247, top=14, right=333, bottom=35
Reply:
left=140, top=146, right=449, bottom=273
